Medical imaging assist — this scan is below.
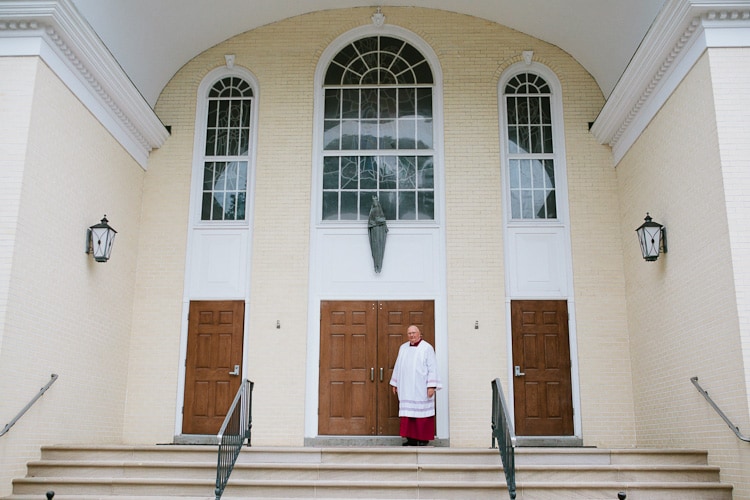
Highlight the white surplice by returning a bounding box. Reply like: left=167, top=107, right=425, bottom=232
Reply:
left=389, top=339, right=442, bottom=418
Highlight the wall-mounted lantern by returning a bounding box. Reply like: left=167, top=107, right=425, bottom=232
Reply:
left=635, top=213, right=667, bottom=262
left=86, top=216, right=117, bottom=263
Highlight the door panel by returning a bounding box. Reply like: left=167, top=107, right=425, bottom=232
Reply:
left=511, top=300, right=573, bottom=436
left=319, top=300, right=434, bottom=436
left=183, top=300, right=244, bottom=435
left=377, top=301, right=435, bottom=436
left=319, top=301, right=378, bottom=435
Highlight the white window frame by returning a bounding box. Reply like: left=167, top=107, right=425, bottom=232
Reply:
left=312, top=25, right=444, bottom=231
left=499, top=62, right=570, bottom=228
left=188, top=65, right=260, bottom=229
left=498, top=61, right=582, bottom=440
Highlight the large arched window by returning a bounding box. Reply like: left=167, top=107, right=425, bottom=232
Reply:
left=503, top=72, right=557, bottom=220
left=200, top=76, right=254, bottom=221
left=321, top=36, right=435, bottom=221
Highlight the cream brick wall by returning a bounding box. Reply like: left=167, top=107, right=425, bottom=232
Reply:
left=129, top=7, right=634, bottom=447
left=617, top=52, right=750, bottom=497
left=710, top=47, right=750, bottom=414
left=0, top=59, right=144, bottom=496
left=0, top=57, right=36, bottom=356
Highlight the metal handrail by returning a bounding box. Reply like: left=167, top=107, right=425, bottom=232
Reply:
left=1, top=374, right=58, bottom=437
left=215, top=379, right=254, bottom=500
left=691, top=376, right=750, bottom=442
left=491, top=378, right=517, bottom=499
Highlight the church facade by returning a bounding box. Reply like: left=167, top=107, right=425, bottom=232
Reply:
left=2, top=0, right=750, bottom=496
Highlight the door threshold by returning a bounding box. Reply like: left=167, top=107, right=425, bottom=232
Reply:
left=515, top=436, right=583, bottom=447
left=306, top=436, right=449, bottom=447
left=173, top=434, right=219, bottom=445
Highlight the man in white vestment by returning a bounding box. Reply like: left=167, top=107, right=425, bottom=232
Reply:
left=390, top=325, right=441, bottom=446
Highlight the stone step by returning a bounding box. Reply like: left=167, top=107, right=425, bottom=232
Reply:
left=516, top=447, right=711, bottom=466
left=515, top=482, right=733, bottom=500
left=25, top=460, right=503, bottom=482
left=520, top=463, right=721, bottom=482
left=4, top=445, right=733, bottom=500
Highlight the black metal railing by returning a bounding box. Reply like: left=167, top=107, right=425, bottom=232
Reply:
left=1, top=374, right=58, bottom=438
left=691, top=376, right=750, bottom=442
left=491, top=378, right=516, bottom=499
left=215, top=379, right=254, bottom=500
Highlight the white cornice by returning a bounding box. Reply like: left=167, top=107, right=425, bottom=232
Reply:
left=591, top=0, right=750, bottom=165
left=0, top=0, right=168, bottom=169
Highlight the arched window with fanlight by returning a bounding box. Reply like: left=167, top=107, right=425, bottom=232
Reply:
left=200, top=76, right=254, bottom=222
left=321, top=36, right=435, bottom=222
left=503, top=72, right=558, bottom=221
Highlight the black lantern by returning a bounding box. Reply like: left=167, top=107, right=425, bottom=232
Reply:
left=635, top=213, right=666, bottom=262
left=86, top=216, right=117, bottom=263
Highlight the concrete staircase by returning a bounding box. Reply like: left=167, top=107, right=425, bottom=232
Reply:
left=3, top=445, right=733, bottom=499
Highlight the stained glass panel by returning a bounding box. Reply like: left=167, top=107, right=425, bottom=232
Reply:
left=322, top=37, right=435, bottom=221
left=505, top=73, right=557, bottom=220
left=201, top=77, right=253, bottom=221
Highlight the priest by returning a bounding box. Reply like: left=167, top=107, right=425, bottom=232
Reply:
left=390, top=325, right=441, bottom=446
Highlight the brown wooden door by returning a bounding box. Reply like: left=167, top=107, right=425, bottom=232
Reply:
left=319, top=300, right=434, bottom=436
left=182, top=300, right=244, bottom=435
left=377, top=301, right=434, bottom=436
left=318, top=301, right=378, bottom=435
left=511, top=300, right=573, bottom=436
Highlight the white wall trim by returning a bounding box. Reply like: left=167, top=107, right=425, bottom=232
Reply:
left=0, top=0, right=168, bottom=169
left=174, top=63, right=260, bottom=437
left=305, top=24, right=449, bottom=439
left=498, top=60, right=582, bottom=438
left=592, top=0, right=750, bottom=165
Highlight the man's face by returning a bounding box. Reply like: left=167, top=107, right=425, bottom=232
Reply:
left=407, top=326, right=421, bottom=343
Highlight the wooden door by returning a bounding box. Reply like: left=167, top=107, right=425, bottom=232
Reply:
left=511, top=300, right=573, bottom=436
left=182, top=300, right=244, bottom=435
left=318, top=301, right=378, bottom=435
left=377, top=301, right=434, bottom=436
left=319, top=300, right=434, bottom=436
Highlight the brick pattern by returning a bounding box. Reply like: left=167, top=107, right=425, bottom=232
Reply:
left=128, top=7, right=637, bottom=449
left=617, top=52, right=750, bottom=498
left=0, top=59, right=144, bottom=496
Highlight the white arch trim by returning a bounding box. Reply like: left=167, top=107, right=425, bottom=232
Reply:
left=174, top=63, right=261, bottom=437
left=497, top=60, right=582, bottom=441
left=305, top=24, right=449, bottom=440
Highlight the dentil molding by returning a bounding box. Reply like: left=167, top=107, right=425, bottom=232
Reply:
left=591, top=0, right=750, bottom=165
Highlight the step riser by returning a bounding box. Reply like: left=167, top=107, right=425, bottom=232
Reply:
left=25, top=464, right=503, bottom=482
left=7, top=447, right=731, bottom=500
left=516, top=487, right=732, bottom=500
left=13, top=482, right=732, bottom=500
left=521, top=468, right=721, bottom=482
left=27, top=463, right=721, bottom=483
left=517, top=450, right=709, bottom=466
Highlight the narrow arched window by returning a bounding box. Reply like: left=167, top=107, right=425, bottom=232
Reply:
left=200, top=76, right=254, bottom=221
left=322, top=36, right=435, bottom=221
left=504, top=73, right=557, bottom=220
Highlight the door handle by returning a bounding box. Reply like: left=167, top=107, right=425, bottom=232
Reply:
left=370, top=368, right=375, bottom=382
left=229, top=364, right=240, bottom=376
left=514, top=365, right=525, bottom=377
left=379, top=367, right=384, bottom=382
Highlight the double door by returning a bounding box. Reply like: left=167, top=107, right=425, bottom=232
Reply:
left=318, top=300, right=434, bottom=435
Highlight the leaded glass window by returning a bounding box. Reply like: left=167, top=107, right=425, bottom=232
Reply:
left=322, top=36, right=435, bottom=221
left=201, top=77, right=253, bottom=221
left=505, top=73, right=557, bottom=220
